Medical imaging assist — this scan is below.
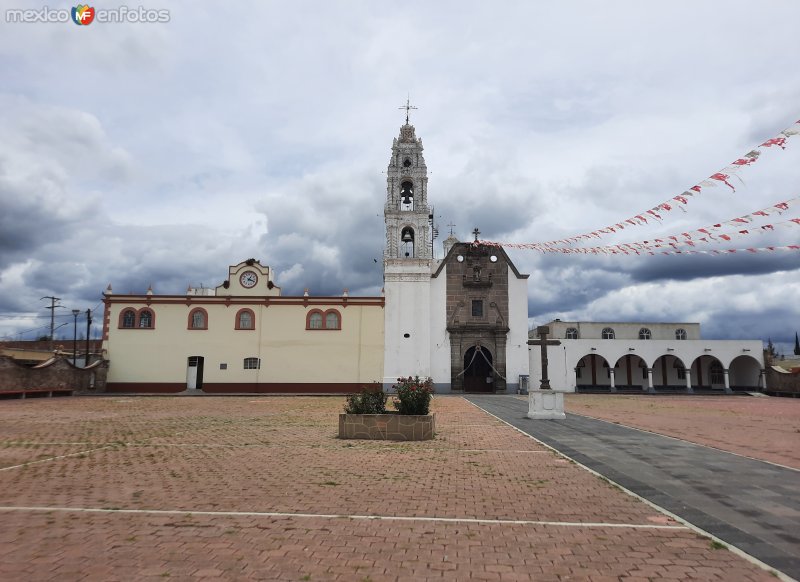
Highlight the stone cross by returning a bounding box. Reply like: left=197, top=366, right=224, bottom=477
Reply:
left=472, top=227, right=481, bottom=242
left=537, top=326, right=551, bottom=389
left=527, top=326, right=561, bottom=390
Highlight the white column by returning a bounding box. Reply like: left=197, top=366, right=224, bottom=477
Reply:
left=723, top=369, right=731, bottom=393
left=647, top=368, right=654, bottom=392
left=609, top=368, right=616, bottom=392
left=760, top=370, right=767, bottom=390
left=685, top=369, right=693, bottom=393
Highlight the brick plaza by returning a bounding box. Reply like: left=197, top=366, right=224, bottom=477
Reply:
left=0, top=395, right=784, bottom=581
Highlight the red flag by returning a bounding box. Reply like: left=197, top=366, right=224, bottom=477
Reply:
left=673, top=195, right=688, bottom=204
left=761, top=137, right=787, bottom=149
left=775, top=202, right=789, bottom=211
left=710, top=173, right=735, bottom=191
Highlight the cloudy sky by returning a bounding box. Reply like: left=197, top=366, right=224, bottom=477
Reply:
left=1, top=1, right=799, bottom=352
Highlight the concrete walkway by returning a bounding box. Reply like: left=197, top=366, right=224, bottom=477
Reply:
left=467, top=395, right=800, bottom=580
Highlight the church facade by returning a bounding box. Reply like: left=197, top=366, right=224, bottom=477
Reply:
left=381, top=122, right=530, bottom=393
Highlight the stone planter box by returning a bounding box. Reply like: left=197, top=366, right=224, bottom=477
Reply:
left=338, top=413, right=435, bottom=441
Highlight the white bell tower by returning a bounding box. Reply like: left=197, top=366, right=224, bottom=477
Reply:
left=383, top=102, right=434, bottom=387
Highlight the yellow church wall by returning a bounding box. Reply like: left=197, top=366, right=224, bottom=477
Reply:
left=103, top=297, right=384, bottom=393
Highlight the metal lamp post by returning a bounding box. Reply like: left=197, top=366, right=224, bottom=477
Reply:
left=71, top=309, right=80, bottom=366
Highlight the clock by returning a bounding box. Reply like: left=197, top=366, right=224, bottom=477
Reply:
left=239, top=271, right=258, bottom=288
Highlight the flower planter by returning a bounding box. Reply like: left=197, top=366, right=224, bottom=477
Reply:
left=338, top=413, right=435, bottom=441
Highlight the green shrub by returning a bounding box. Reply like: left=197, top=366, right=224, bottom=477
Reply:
left=344, top=385, right=388, bottom=414
left=393, top=376, right=433, bottom=415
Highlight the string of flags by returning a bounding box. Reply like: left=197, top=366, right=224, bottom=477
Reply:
left=479, top=197, right=800, bottom=254
left=530, top=119, right=800, bottom=247
left=478, top=240, right=799, bottom=256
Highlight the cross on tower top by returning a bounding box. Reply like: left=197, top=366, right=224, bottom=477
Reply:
left=398, top=96, right=418, bottom=124
left=472, top=227, right=481, bottom=242
left=447, top=222, right=456, bottom=235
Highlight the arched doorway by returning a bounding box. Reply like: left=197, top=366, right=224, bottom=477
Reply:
left=575, top=354, right=612, bottom=391
left=463, top=345, right=494, bottom=393
left=612, top=354, right=648, bottom=390
left=728, top=355, right=762, bottom=391
left=691, top=355, right=725, bottom=390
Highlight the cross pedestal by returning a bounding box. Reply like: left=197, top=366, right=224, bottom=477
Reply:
left=526, top=326, right=567, bottom=420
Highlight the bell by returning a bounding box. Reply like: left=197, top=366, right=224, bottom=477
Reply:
left=401, top=194, right=412, bottom=205
left=402, top=231, right=413, bottom=243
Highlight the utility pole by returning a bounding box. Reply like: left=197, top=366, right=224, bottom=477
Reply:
left=84, top=308, right=92, bottom=367
left=41, top=296, right=62, bottom=350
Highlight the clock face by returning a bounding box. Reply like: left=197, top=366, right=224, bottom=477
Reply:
left=239, top=271, right=258, bottom=288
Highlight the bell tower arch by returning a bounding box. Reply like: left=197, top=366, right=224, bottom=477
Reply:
left=383, top=105, right=434, bottom=387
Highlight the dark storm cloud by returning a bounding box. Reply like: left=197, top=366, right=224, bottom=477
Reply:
left=624, top=253, right=800, bottom=284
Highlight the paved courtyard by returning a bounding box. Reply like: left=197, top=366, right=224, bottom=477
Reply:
left=563, top=394, right=800, bottom=469
left=0, top=395, right=783, bottom=581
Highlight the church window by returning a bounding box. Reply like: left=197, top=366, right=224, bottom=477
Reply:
left=639, top=328, right=651, bottom=340
left=565, top=328, right=579, bottom=340
left=601, top=327, right=615, bottom=340
left=243, top=357, right=260, bottom=370
left=403, top=158, right=412, bottom=168
left=138, top=310, right=153, bottom=329
left=188, top=308, right=208, bottom=330
left=325, top=311, right=340, bottom=330
left=675, top=328, right=687, bottom=340
left=236, top=309, right=255, bottom=330
left=710, top=361, right=724, bottom=384
left=472, top=300, right=483, bottom=317
left=121, top=309, right=136, bottom=328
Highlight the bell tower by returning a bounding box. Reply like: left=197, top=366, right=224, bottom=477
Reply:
left=383, top=104, right=434, bottom=387
left=384, top=120, right=432, bottom=260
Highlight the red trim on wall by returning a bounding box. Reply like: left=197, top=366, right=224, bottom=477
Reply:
left=102, top=299, right=110, bottom=340
left=234, top=308, right=256, bottom=330
left=105, top=382, right=365, bottom=394
left=106, top=295, right=384, bottom=308
left=187, top=307, right=209, bottom=330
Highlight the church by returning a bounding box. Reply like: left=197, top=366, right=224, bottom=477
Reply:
left=101, top=117, right=764, bottom=394
left=102, top=118, right=530, bottom=393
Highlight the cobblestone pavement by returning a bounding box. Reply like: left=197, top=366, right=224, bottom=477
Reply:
left=563, top=394, right=800, bottom=469
left=0, top=396, right=779, bottom=581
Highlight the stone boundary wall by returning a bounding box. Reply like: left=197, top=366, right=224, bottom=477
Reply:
left=0, top=356, right=108, bottom=395
left=339, top=413, right=435, bottom=441
left=765, top=367, right=800, bottom=396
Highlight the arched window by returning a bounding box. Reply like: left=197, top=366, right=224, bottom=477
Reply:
left=306, top=309, right=342, bottom=330
left=243, top=357, right=260, bottom=370
left=235, top=309, right=255, bottom=330
left=325, top=311, right=340, bottom=330
left=188, top=308, right=208, bottom=330
left=638, top=328, right=651, bottom=340
left=121, top=309, right=136, bottom=328
left=565, top=328, right=579, bottom=340
left=307, top=311, right=323, bottom=329
left=601, top=327, right=615, bottom=340
left=675, top=328, right=687, bottom=340
left=138, top=309, right=153, bottom=329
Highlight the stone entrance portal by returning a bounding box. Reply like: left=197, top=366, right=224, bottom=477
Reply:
left=463, top=345, right=494, bottom=393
